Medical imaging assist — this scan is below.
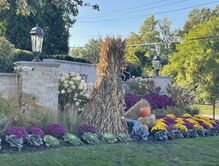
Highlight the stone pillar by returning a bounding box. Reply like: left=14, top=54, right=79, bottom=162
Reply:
left=143, top=76, right=172, bottom=95
left=14, top=61, right=60, bottom=112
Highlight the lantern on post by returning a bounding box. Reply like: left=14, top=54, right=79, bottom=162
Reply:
left=154, top=55, right=161, bottom=76
left=30, top=26, right=44, bottom=62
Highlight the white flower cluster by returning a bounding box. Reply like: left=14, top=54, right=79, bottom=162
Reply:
left=58, top=72, right=93, bottom=107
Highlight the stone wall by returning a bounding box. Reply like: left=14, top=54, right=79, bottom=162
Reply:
left=0, top=73, right=17, bottom=99
left=14, top=61, right=60, bottom=111
left=43, top=59, right=97, bottom=84
left=143, top=76, right=172, bottom=95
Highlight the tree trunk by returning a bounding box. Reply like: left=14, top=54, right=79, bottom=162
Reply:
left=213, top=100, right=216, bottom=120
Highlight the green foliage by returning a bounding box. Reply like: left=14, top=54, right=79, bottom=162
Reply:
left=100, top=132, right=117, bottom=144
left=0, top=36, right=14, bottom=73
left=162, top=16, right=219, bottom=106
left=43, top=135, right=59, bottom=147
left=0, top=138, right=1, bottom=150
left=126, top=77, right=160, bottom=96
left=185, top=107, right=200, bottom=116
left=5, top=135, right=23, bottom=152
left=122, top=62, right=142, bottom=80
left=63, top=133, right=81, bottom=146
left=166, top=84, right=195, bottom=108
left=26, top=134, right=44, bottom=146
left=154, top=106, right=187, bottom=116
left=183, top=6, right=218, bottom=34
left=117, top=133, right=130, bottom=142
left=81, top=132, right=99, bottom=145
left=125, top=16, right=176, bottom=76
left=70, top=38, right=101, bottom=64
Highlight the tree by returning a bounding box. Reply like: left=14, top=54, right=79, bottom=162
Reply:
left=162, top=16, right=219, bottom=118
left=82, top=37, right=128, bottom=134
left=0, top=36, right=14, bottom=72
left=126, top=16, right=176, bottom=76
left=70, top=38, right=101, bottom=64
left=0, top=0, right=99, bottom=55
left=182, top=5, right=219, bottom=35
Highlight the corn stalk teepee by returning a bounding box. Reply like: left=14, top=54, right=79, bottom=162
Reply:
left=81, top=36, right=128, bottom=134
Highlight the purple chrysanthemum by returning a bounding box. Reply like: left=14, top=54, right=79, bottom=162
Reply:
left=47, top=123, right=66, bottom=137
left=28, top=127, right=45, bottom=137
left=4, top=126, right=28, bottom=140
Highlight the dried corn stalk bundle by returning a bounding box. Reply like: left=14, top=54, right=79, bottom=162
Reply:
left=82, top=36, right=128, bottom=134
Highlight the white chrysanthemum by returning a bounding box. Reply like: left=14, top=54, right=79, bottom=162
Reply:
left=74, top=93, right=78, bottom=97
left=81, top=80, right=85, bottom=84
left=64, top=73, right=69, bottom=78
left=63, top=83, right=68, bottom=88
left=69, top=81, right=73, bottom=85
left=88, top=83, right=93, bottom=87
left=71, top=85, right=76, bottom=89
left=75, top=101, right=80, bottom=106
left=61, top=90, right=65, bottom=94
left=67, top=88, right=72, bottom=93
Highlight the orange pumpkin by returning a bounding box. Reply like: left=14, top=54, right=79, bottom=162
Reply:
left=139, top=107, right=151, bottom=117
left=141, top=124, right=149, bottom=131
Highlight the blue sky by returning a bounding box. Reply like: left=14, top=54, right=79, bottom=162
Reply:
left=69, top=0, right=218, bottom=47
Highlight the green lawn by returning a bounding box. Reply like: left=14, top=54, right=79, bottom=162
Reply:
left=1, top=136, right=219, bottom=166
left=193, top=102, right=219, bottom=115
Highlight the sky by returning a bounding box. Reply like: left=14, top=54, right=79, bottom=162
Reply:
left=69, top=0, right=218, bottom=47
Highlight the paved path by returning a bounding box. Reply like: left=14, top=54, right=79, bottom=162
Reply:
left=201, top=114, right=219, bottom=120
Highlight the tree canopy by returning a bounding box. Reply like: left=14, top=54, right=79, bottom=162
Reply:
left=162, top=16, right=219, bottom=106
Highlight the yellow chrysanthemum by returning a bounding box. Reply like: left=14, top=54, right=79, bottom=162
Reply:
left=196, top=119, right=213, bottom=128
left=156, top=122, right=167, bottom=127
left=166, top=114, right=176, bottom=118
left=200, top=116, right=210, bottom=121
left=194, top=115, right=202, bottom=118
left=151, top=125, right=167, bottom=132
left=175, top=118, right=184, bottom=124
left=156, top=119, right=165, bottom=123
left=174, top=123, right=188, bottom=132
left=193, top=124, right=204, bottom=130
left=186, top=118, right=199, bottom=125
left=182, top=114, right=192, bottom=117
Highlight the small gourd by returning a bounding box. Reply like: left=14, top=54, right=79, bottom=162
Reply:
left=139, top=107, right=151, bottom=117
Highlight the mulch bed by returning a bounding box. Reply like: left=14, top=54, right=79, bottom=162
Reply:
left=0, top=135, right=173, bottom=154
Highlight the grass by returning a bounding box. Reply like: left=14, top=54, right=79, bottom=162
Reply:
left=1, top=136, right=219, bottom=166
left=192, top=102, right=219, bottom=115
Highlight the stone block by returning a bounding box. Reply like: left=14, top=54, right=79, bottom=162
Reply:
left=137, top=114, right=156, bottom=127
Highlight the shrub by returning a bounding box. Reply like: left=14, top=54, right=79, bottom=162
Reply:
left=63, top=133, right=81, bottom=146
left=81, top=132, right=99, bottom=145
left=26, top=134, right=44, bottom=146
left=124, top=93, right=175, bottom=111
left=79, top=124, right=95, bottom=134
left=0, top=36, right=15, bottom=73
left=100, top=132, right=117, bottom=144
left=185, top=107, right=200, bottom=115
left=43, top=135, right=59, bottom=147
left=47, top=124, right=66, bottom=137
left=28, top=128, right=45, bottom=137
left=154, top=106, right=187, bottom=116
left=126, top=77, right=160, bottom=96
left=13, top=49, right=34, bottom=62
left=5, top=135, right=23, bottom=152
left=4, top=127, right=28, bottom=140
left=58, top=72, right=92, bottom=109
left=166, top=84, right=195, bottom=108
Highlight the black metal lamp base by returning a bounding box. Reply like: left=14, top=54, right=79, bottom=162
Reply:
left=32, top=53, right=41, bottom=62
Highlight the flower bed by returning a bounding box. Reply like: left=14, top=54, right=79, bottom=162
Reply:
left=151, top=114, right=219, bottom=141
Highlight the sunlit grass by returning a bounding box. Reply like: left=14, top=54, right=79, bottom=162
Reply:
left=1, top=136, right=219, bottom=166
left=193, top=102, right=219, bottom=115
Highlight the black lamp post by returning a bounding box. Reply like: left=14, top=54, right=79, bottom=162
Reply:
left=30, top=26, right=44, bottom=62
left=154, top=55, right=161, bottom=76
